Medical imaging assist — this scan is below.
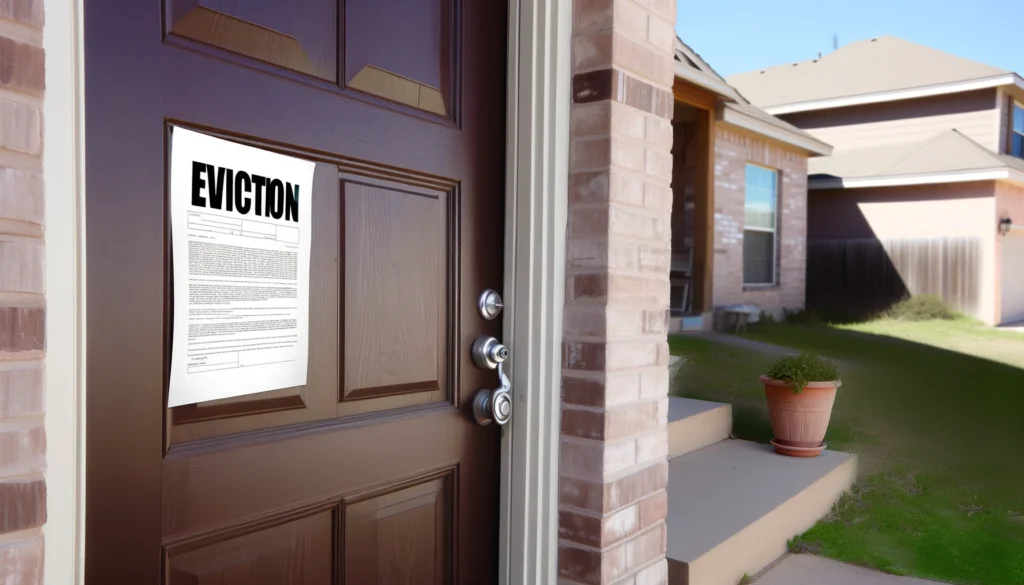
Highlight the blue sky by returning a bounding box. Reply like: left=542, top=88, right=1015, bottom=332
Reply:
left=675, top=0, right=1024, bottom=78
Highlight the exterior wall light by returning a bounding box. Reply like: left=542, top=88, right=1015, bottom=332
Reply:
left=999, top=217, right=1013, bottom=236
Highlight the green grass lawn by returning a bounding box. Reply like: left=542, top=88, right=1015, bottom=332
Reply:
left=669, top=320, right=1024, bottom=585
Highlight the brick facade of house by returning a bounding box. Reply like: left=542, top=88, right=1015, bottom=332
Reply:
left=0, top=1, right=47, bottom=583
left=560, top=0, right=676, bottom=582
left=713, top=125, right=809, bottom=318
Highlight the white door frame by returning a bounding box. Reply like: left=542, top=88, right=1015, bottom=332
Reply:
left=42, top=0, right=571, bottom=582
left=43, top=0, right=88, bottom=583
left=499, top=0, right=571, bottom=583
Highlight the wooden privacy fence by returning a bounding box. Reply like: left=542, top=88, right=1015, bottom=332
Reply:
left=807, top=237, right=981, bottom=321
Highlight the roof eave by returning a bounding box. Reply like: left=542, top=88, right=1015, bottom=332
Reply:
left=719, top=106, right=834, bottom=156
left=762, top=73, right=1024, bottom=116
left=808, top=167, right=1024, bottom=190
left=674, top=60, right=742, bottom=103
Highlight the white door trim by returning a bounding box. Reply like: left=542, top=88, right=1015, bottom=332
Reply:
left=499, top=0, right=571, bottom=583
left=43, top=0, right=88, bottom=583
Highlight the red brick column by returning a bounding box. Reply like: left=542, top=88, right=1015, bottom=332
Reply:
left=0, top=1, right=47, bottom=583
left=559, top=0, right=676, bottom=583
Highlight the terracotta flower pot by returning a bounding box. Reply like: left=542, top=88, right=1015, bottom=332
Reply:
left=760, top=375, right=840, bottom=457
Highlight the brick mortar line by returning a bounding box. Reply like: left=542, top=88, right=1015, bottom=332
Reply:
left=0, top=358, right=42, bottom=371
left=0, top=232, right=44, bottom=244
left=556, top=520, right=665, bottom=553
left=0, top=292, right=45, bottom=308
left=560, top=425, right=664, bottom=447
left=619, top=556, right=668, bottom=583
left=0, top=18, right=42, bottom=48
left=0, top=149, right=42, bottom=173
left=567, top=200, right=675, bottom=221
left=0, top=414, right=44, bottom=430
left=569, top=162, right=668, bottom=182
left=0, top=87, right=43, bottom=109
left=561, top=328, right=671, bottom=336
left=571, top=62, right=674, bottom=93
left=0, top=350, right=44, bottom=361
left=568, top=197, right=673, bottom=215
left=0, top=526, right=42, bottom=545
left=570, top=129, right=666, bottom=153
left=0, top=471, right=46, bottom=483
left=562, top=365, right=666, bottom=377
left=566, top=233, right=671, bottom=246
left=558, top=458, right=665, bottom=484
left=565, top=271, right=672, bottom=282
left=0, top=219, right=44, bottom=239
left=558, top=496, right=667, bottom=523
left=561, top=398, right=664, bottom=414
left=0, top=411, right=46, bottom=425
left=562, top=302, right=670, bottom=310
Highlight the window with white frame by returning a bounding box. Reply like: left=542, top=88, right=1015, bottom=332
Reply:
left=743, top=164, right=778, bottom=285
left=1012, top=103, right=1024, bottom=158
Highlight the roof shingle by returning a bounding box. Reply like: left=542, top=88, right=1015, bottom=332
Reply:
left=809, top=130, right=1024, bottom=182
left=727, top=36, right=1010, bottom=109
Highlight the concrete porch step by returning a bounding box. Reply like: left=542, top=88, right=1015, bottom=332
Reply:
left=667, top=397, right=732, bottom=459
left=667, top=439, right=857, bottom=585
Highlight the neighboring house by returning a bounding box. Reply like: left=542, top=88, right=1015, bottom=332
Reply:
left=669, top=38, right=833, bottom=330
left=729, top=36, right=1024, bottom=325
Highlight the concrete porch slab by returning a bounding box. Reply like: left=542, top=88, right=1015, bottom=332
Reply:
left=755, top=554, right=946, bottom=585
left=667, top=440, right=857, bottom=585
left=667, top=396, right=732, bottom=459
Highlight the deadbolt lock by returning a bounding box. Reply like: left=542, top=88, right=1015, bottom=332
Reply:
left=472, top=335, right=508, bottom=370
left=477, top=289, right=503, bottom=321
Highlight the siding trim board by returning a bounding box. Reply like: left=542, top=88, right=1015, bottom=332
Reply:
left=765, top=73, right=1024, bottom=116
left=811, top=168, right=1024, bottom=190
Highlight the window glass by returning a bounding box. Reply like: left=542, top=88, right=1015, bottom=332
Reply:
left=743, top=164, right=778, bottom=285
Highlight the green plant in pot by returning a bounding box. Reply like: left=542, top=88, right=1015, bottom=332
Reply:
left=760, top=353, right=841, bottom=458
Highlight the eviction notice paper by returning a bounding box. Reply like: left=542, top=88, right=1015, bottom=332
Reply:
left=168, top=127, right=316, bottom=408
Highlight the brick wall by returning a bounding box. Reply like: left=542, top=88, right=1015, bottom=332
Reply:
left=561, top=0, right=675, bottom=583
left=0, top=1, right=47, bottom=583
left=713, top=125, right=808, bottom=317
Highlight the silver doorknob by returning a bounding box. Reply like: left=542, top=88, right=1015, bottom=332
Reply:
left=471, top=335, right=512, bottom=426
left=473, top=361, right=512, bottom=426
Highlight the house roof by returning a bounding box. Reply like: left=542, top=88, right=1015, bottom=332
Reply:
left=809, top=130, right=1024, bottom=189
left=673, top=37, right=833, bottom=156
left=720, top=101, right=833, bottom=156
left=673, top=38, right=747, bottom=104
left=727, top=36, right=1018, bottom=114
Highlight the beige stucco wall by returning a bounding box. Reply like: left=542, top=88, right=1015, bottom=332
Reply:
left=783, top=89, right=1001, bottom=152
left=713, top=125, right=809, bottom=317
left=995, top=181, right=1024, bottom=324
left=810, top=182, right=999, bottom=323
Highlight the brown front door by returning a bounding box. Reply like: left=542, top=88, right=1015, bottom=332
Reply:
left=85, top=1, right=507, bottom=583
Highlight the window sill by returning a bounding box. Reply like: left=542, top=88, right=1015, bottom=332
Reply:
left=743, top=283, right=780, bottom=292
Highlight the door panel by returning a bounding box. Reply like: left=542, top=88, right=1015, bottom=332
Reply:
left=342, top=471, right=453, bottom=584
left=166, top=0, right=339, bottom=81
left=341, top=177, right=449, bottom=404
left=86, top=0, right=506, bottom=582
left=170, top=162, right=341, bottom=436
left=344, top=0, right=454, bottom=118
left=167, top=511, right=334, bottom=585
